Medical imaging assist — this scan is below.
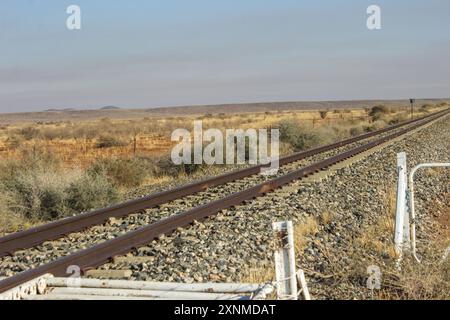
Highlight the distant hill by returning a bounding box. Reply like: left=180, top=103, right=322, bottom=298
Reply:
left=44, top=108, right=76, bottom=112
left=100, top=106, right=121, bottom=110
left=1, top=98, right=446, bottom=125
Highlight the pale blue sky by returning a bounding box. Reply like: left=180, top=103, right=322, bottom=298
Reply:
left=1, top=0, right=449, bottom=112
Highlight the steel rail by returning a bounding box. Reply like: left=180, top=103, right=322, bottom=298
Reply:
left=0, top=108, right=448, bottom=294
left=0, top=109, right=447, bottom=258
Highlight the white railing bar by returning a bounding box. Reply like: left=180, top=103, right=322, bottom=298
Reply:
left=409, top=163, right=450, bottom=263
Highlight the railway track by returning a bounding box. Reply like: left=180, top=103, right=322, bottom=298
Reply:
left=0, top=108, right=448, bottom=293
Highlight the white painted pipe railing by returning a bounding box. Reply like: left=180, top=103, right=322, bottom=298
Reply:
left=1, top=276, right=273, bottom=300
left=46, top=277, right=261, bottom=293
left=409, top=162, right=450, bottom=263
left=3, top=221, right=314, bottom=300
left=47, top=287, right=247, bottom=300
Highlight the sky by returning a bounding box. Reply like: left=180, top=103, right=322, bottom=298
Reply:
left=0, top=0, right=449, bottom=112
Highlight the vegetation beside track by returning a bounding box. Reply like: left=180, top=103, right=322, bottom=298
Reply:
left=0, top=104, right=446, bottom=235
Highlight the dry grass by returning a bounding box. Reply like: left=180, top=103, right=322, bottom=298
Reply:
left=0, top=133, right=172, bottom=169
left=240, top=265, right=275, bottom=284
left=294, top=216, right=319, bottom=253
left=0, top=210, right=27, bottom=236
left=354, top=187, right=398, bottom=259
left=0, top=188, right=34, bottom=236
left=0, top=213, right=32, bottom=237
left=349, top=181, right=449, bottom=300
left=1, top=107, right=433, bottom=169
left=238, top=178, right=448, bottom=300
left=320, top=211, right=334, bottom=225
left=239, top=216, right=320, bottom=287
left=379, top=190, right=449, bottom=300
left=377, top=257, right=450, bottom=300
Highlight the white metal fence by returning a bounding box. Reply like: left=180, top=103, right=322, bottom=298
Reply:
left=394, top=152, right=449, bottom=264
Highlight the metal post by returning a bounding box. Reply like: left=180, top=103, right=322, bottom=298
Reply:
left=394, top=152, right=408, bottom=259
left=273, top=221, right=297, bottom=300
left=409, top=99, right=415, bottom=119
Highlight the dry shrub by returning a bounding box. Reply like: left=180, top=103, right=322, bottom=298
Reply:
left=88, top=157, right=157, bottom=188
left=154, top=156, right=184, bottom=177
left=388, top=113, right=409, bottom=125
left=365, top=120, right=387, bottom=132
left=278, top=142, right=294, bottom=156
left=277, top=115, right=392, bottom=153
left=95, top=135, right=128, bottom=148
left=328, top=125, right=351, bottom=141
left=10, top=170, right=74, bottom=219
left=0, top=154, right=118, bottom=221
left=320, top=111, right=329, bottom=119
left=19, top=126, right=40, bottom=140
left=378, top=251, right=450, bottom=300
left=369, top=105, right=390, bottom=118
left=420, top=104, right=434, bottom=112
left=88, top=155, right=205, bottom=189
left=66, top=173, right=119, bottom=213
left=350, top=126, right=364, bottom=136
left=278, top=121, right=333, bottom=151
left=0, top=188, right=31, bottom=235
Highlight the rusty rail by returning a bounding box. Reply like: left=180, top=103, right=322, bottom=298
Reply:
left=0, top=108, right=448, bottom=293
left=0, top=109, right=447, bottom=258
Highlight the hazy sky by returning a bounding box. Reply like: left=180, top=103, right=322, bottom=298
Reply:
left=1, top=0, right=449, bottom=112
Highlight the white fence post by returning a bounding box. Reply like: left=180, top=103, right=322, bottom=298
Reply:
left=394, top=152, right=409, bottom=260
left=272, top=221, right=298, bottom=300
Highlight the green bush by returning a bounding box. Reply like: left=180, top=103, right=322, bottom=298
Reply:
left=19, top=126, right=40, bottom=140
left=0, top=187, right=27, bottom=234
left=4, top=170, right=72, bottom=220
left=278, top=142, right=294, bottom=156
left=364, top=120, right=386, bottom=132
left=88, top=155, right=205, bottom=186
left=319, top=111, right=329, bottom=119
left=88, top=157, right=153, bottom=187
left=66, top=173, right=118, bottom=213
left=0, top=155, right=119, bottom=221
left=420, top=104, right=434, bottom=113
left=369, top=105, right=390, bottom=120
left=155, top=156, right=184, bottom=177
left=388, top=114, right=408, bottom=125
left=278, top=121, right=330, bottom=151
left=349, top=126, right=364, bottom=136
left=156, top=155, right=201, bottom=176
